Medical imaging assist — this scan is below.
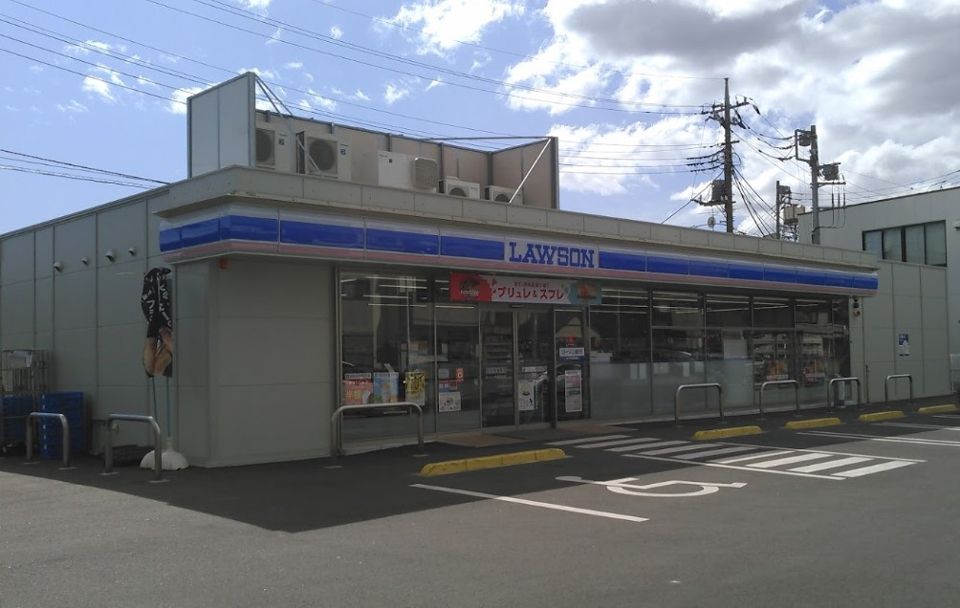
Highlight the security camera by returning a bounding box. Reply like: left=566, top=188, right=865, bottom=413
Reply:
left=81, top=257, right=89, bottom=266
left=105, top=249, right=116, bottom=262
left=53, top=261, right=63, bottom=272
left=128, top=247, right=137, bottom=256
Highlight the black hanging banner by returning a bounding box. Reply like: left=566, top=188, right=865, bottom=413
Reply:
left=141, top=267, right=173, bottom=377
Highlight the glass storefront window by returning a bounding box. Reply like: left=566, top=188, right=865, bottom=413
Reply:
left=589, top=287, right=651, bottom=419
left=904, top=225, right=925, bottom=264
left=925, top=222, right=947, bottom=266
left=652, top=291, right=702, bottom=327
left=340, top=272, right=435, bottom=438
left=753, top=296, right=793, bottom=328
left=883, top=227, right=902, bottom=261
left=706, top=294, right=750, bottom=327
left=652, top=329, right=706, bottom=415
left=705, top=329, right=752, bottom=410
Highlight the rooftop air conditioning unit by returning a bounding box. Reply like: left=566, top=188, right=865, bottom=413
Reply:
left=485, top=185, right=520, bottom=204
left=296, top=132, right=351, bottom=181
left=255, top=128, right=276, bottom=168
left=377, top=151, right=439, bottom=192
left=441, top=177, right=480, bottom=199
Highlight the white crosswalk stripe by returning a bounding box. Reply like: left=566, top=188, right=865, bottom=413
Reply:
left=554, top=433, right=922, bottom=480
left=546, top=435, right=628, bottom=446
left=574, top=437, right=660, bottom=449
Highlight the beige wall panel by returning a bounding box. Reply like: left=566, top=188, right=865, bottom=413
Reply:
left=920, top=266, right=947, bottom=299
left=214, top=382, right=332, bottom=464
left=491, top=147, right=522, bottom=189
left=1, top=281, right=34, bottom=336
left=921, top=296, right=948, bottom=330
left=98, top=261, right=148, bottom=327
left=217, top=259, right=331, bottom=320
left=520, top=142, right=552, bottom=209
left=52, top=327, right=96, bottom=388
left=35, top=228, right=53, bottom=279
left=215, top=317, right=331, bottom=386
left=97, top=323, right=148, bottom=387
left=345, top=129, right=388, bottom=186
left=177, top=385, right=210, bottom=464
left=53, top=216, right=96, bottom=274
left=1, top=233, right=34, bottom=285
left=36, top=277, right=52, bottom=334
left=97, top=201, right=147, bottom=268
left=53, top=269, right=96, bottom=331
left=892, top=295, right=923, bottom=327
left=176, top=316, right=209, bottom=388
left=892, top=263, right=921, bottom=296
left=175, top=261, right=211, bottom=319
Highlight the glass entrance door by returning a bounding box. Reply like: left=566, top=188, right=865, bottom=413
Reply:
left=516, top=309, right=551, bottom=425
left=480, top=308, right=554, bottom=428
left=555, top=309, right=588, bottom=420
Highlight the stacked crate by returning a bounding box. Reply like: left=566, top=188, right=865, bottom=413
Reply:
left=38, top=392, right=85, bottom=460
left=1, top=395, right=34, bottom=445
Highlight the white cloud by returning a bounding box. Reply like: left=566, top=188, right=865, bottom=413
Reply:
left=497, top=0, right=960, bottom=213
left=235, top=0, right=271, bottom=10
left=167, top=86, right=204, bottom=115
left=284, top=61, right=304, bottom=70
left=81, top=65, right=125, bottom=103
left=384, top=83, right=410, bottom=104
left=353, top=89, right=370, bottom=101
left=387, top=0, right=525, bottom=55
left=56, top=100, right=88, bottom=113
left=28, top=65, right=43, bottom=74
left=238, top=66, right=279, bottom=80
left=306, top=88, right=337, bottom=111
left=330, top=25, right=343, bottom=40
left=266, top=27, right=283, bottom=45
left=425, top=78, right=445, bottom=92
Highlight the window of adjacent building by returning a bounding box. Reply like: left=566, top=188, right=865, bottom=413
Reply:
left=862, top=221, right=946, bottom=266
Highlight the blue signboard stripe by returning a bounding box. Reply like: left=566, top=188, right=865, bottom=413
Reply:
left=366, top=228, right=439, bottom=255
left=161, top=214, right=878, bottom=292
left=441, top=235, right=504, bottom=260
left=280, top=220, right=364, bottom=248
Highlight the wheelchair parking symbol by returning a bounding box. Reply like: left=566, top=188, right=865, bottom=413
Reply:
left=557, top=476, right=747, bottom=497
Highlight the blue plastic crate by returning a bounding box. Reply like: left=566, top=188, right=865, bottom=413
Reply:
left=40, top=392, right=84, bottom=417
left=36, top=393, right=86, bottom=457
left=1, top=395, right=35, bottom=443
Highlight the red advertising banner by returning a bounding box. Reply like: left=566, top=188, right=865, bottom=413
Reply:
left=449, top=272, right=600, bottom=304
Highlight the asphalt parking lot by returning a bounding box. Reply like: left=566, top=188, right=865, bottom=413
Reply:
left=3, top=404, right=960, bottom=607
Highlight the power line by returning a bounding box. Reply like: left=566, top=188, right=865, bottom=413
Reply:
left=0, top=165, right=155, bottom=188
left=300, top=0, right=725, bottom=82
left=141, top=0, right=706, bottom=116
left=0, top=148, right=170, bottom=184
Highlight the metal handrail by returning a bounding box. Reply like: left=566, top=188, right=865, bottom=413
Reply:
left=758, top=379, right=800, bottom=417
left=884, top=374, right=913, bottom=405
left=675, top=383, right=723, bottom=425
left=331, top=402, right=424, bottom=457
left=827, top=377, right=861, bottom=409
left=103, top=414, right=163, bottom=482
left=25, top=412, right=70, bottom=468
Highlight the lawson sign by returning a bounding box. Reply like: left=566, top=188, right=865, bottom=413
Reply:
left=506, top=239, right=596, bottom=269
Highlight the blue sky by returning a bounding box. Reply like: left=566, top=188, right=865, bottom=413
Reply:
left=2, top=0, right=959, bottom=235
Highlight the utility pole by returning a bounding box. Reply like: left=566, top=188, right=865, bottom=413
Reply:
left=808, top=125, right=820, bottom=244
left=775, top=180, right=781, bottom=239
left=701, top=78, right=749, bottom=232
left=723, top=78, right=734, bottom=233
left=795, top=125, right=843, bottom=244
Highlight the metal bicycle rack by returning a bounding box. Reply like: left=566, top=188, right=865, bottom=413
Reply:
left=331, top=402, right=424, bottom=457
left=25, top=412, right=70, bottom=468
left=884, top=374, right=913, bottom=406
left=103, top=414, right=164, bottom=482
left=674, top=383, right=723, bottom=425
left=758, top=379, right=800, bottom=418
left=827, top=377, right=861, bottom=409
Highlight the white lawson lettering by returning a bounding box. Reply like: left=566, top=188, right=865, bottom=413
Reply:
left=507, top=240, right=596, bottom=269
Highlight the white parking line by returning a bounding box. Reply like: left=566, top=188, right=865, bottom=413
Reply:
left=714, top=450, right=793, bottom=464
left=720, top=440, right=926, bottom=461
left=834, top=460, right=916, bottom=478
left=547, top=434, right=628, bottom=446
left=623, top=453, right=843, bottom=481
left=800, top=430, right=960, bottom=448
left=607, top=440, right=690, bottom=453
left=410, top=483, right=649, bottom=523
left=575, top=437, right=660, bottom=449
left=674, top=446, right=759, bottom=460
left=747, top=453, right=833, bottom=469
left=876, top=422, right=960, bottom=431
left=790, top=456, right=871, bottom=473
left=641, top=443, right=721, bottom=456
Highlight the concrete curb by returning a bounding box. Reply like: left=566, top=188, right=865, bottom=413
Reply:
left=693, top=426, right=762, bottom=441
left=917, top=404, right=959, bottom=415
left=784, top=417, right=843, bottom=430
left=859, top=410, right=905, bottom=422
left=419, top=448, right=566, bottom=477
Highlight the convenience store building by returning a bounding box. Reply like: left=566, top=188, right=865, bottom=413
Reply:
left=0, top=74, right=949, bottom=467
